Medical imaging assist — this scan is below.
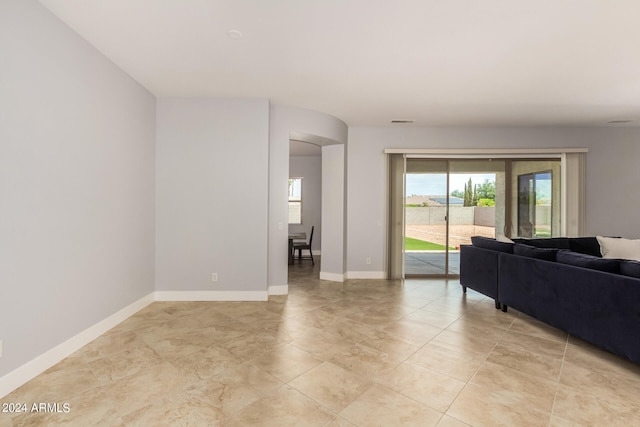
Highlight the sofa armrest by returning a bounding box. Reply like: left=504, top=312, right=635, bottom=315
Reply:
left=460, top=245, right=499, bottom=300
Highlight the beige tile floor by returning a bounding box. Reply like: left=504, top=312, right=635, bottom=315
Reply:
left=3, top=258, right=640, bottom=426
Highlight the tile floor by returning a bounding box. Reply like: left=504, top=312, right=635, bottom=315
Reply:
left=2, top=258, right=640, bottom=426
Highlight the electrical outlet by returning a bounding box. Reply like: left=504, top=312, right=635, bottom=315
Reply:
left=211, top=273, right=218, bottom=282
left=366, top=257, right=372, bottom=265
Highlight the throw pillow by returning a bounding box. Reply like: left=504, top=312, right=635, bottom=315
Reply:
left=513, top=243, right=559, bottom=261
left=596, top=236, right=640, bottom=261
left=568, top=237, right=602, bottom=257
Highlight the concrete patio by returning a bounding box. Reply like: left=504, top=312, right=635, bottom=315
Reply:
left=405, top=251, right=461, bottom=276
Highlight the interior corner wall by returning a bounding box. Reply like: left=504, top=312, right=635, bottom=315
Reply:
left=320, top=144, right=346, bottom=280
left=155, top=98, right=270, bottom=295
left=0, top=0, right=156, bottom=378
left=269, top=105, right=348, bottom=289
left=289, top=156, right=322, bottom=252
left=346, top=126, right=640, bottom=275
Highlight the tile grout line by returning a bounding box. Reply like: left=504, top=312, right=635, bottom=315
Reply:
left=435, top=308, right=519, bottom=425
left=547, top=332, right=570, bottom=427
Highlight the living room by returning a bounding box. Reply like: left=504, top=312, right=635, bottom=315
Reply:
left=2, top=1, right=640, bottom=426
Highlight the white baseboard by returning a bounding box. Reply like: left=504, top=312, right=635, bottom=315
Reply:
left=319, top=271, right=345, bottom=282
left=0, top=293, right=154, bottom=399
left=268, top=285, right=288, bottom=295
left=346, top=271, right=387, bottom=279
left=154, top=291, right=268, bottom=301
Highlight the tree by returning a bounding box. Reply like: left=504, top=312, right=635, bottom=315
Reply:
left=463, top=178, right=473, bottom=207
left=472, top=184, right=479, bottom=206
left=476, top=179, right=496, bottom=200
left=455, top=177, right=496, bottom=206
left=451, top=189, right=464, bottom=199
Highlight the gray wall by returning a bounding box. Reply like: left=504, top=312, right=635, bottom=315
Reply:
left=347, top=126, right=640, bottom=274
left=0, top=0, right=156, bottom=376
left=268, top=105, right=347, bottom=289
left=289, top=156, right=322, bottom=252
left=155, top=98, right=269, bottom=293
left=321, top=144, right=347, bottom=279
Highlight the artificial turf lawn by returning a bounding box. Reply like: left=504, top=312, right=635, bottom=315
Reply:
left=405, top=237, right=454, bottom=251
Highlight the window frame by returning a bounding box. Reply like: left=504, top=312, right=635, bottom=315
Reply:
left=288, top=177, right=303, bottom=224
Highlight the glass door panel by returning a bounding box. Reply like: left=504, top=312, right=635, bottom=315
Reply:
left=404, top=159, right=505, bottom=276
left=448, top=160, right=505, bottom=274
left=517, top=171, right=553, bottom=238
left=511, top=160, right=560, bottom=238
left=404, top=160, right=448, bottom=276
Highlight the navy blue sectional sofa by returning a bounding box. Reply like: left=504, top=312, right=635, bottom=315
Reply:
left=460, top=236, right=640, bottom=364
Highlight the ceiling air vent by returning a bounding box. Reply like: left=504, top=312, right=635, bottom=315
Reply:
left=608, top=120, right=632, bottom=124
left=391, top=120, right=415, bottom=124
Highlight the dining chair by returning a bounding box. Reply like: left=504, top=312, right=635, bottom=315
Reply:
left=293, top=226, right=314, bottom=265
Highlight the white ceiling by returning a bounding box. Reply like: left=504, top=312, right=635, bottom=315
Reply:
left=40, top=0, right=640, bottom=127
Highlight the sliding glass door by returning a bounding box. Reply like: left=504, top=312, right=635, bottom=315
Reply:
left=389, top=155, right=566, bottom=278
left=388, top=151, right=586, bottom=279
left=403, top=159, right=505, bottom=277
left=516, top=177, right=554, bottom=238
left=511, top=160, right=561, bottom=238
left=404, top=160, right=449, bottom=275
left=404, top=158, right=505, bottom=277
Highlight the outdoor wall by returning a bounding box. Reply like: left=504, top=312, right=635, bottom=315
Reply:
left=405, top=206, right=496, bottom=228
left=405, top=206, right=496, bottom=249
left=289, top=156, right=322, bottom=252
left=474, top=207, right=496, bottom=227
left=405, top=206, right=475, bottom=225
left=347, top=126, right=640, bottom=275
left=155, top=98, right=269, bottom=297
left=0, top=0, right=156, bottom=381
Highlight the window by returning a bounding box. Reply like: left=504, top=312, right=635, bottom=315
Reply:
left=288, top=178, right=302, bottom=224
left=518, top=170, right=553, bottom=238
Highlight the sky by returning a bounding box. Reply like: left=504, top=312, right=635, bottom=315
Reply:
left=405, top=173, right=495, bottom=196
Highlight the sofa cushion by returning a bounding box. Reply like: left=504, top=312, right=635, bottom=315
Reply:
left=568, top=237, right=602, bottom=257
left=620, top=260, right=640, bottom=278
left=556, top=250, right=620, bottom=273
left=512, top=238, right=571, bottom=250
left=513, top=243, right=559, bottom=261
left=596, top=236, right=640, bottom=261
left=471, top=236, right=513, bottom=253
